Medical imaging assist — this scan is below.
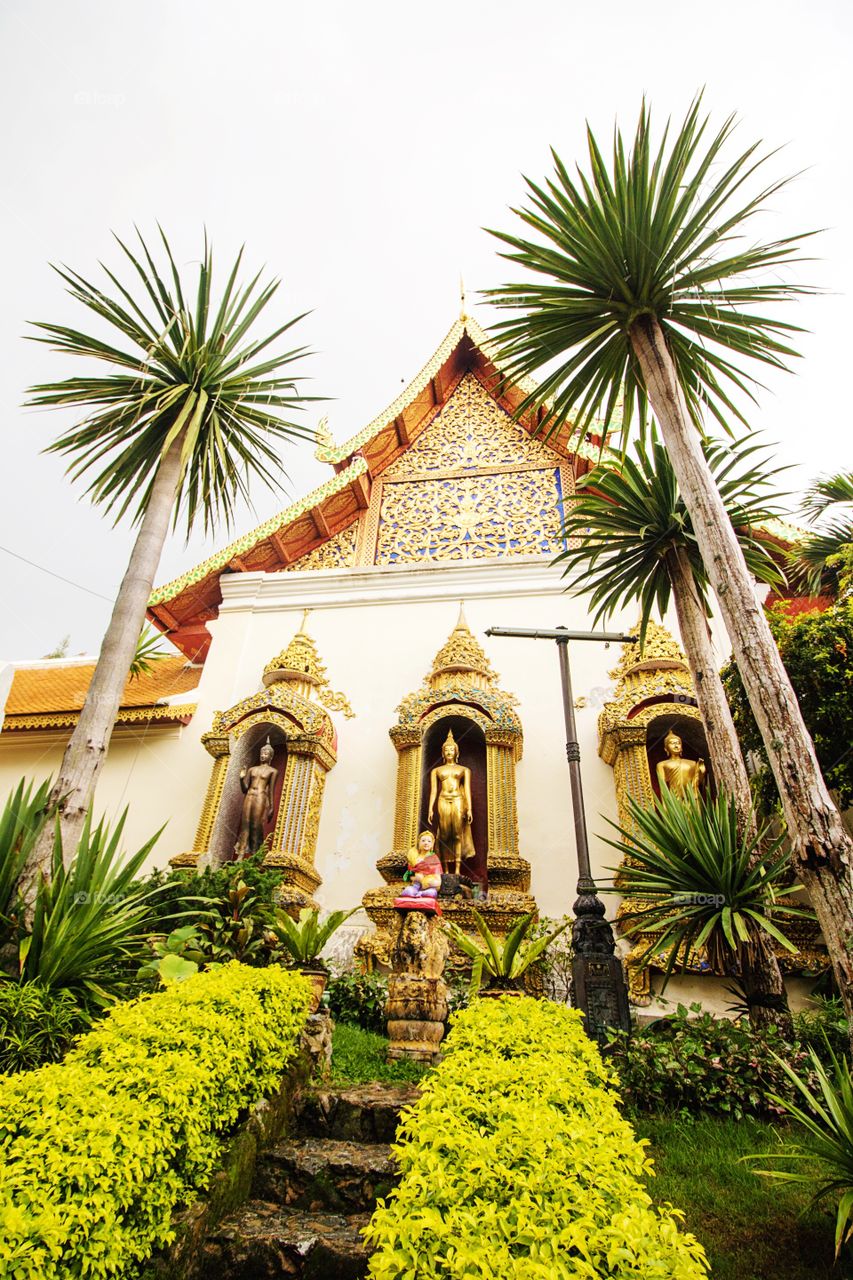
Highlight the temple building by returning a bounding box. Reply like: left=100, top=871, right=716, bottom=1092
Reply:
left=0, top=315, right=825, bottom=1011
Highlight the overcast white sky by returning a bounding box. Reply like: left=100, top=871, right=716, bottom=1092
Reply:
left=1, top=0, right=850, bottom=659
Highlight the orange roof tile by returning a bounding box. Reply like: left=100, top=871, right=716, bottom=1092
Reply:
left=4, top=656, right=201, bottom=725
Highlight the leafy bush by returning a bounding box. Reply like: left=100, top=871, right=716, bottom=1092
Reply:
left=793, top=996, right=851, bottom=1064
left=0, top=983, right=88, bottom=1075
left=326, top=970, right=387, bottom=1033
left=608, top=1004, right=820, bottom=1120
left=0, top=963, right=311, bottom=1279
left=136, top=851, right=283, bottom=939
left=365, top=997, right=708, bottom=1278
left=721, top=598, right=853, bottom=814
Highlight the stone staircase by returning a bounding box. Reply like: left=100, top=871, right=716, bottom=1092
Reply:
left=199, top=1083, right=419, bottom=1279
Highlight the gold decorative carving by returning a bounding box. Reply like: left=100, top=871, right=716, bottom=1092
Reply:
left=6, top=704, right=198, bottom=733
left=285, top=522, right=358, bottom=572
left=301, top=765, right=326, bottom=864
left=384, top=372, right=561, bottom=476
left=376, top=468, right=567, bottom=565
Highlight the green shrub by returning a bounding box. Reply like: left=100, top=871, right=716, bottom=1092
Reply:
left=0, top=962, right=310, bottom=1278
left=0, top=983, right=88, bottom=1075
left=608, top=1004, right=820, bottom=1120
left=326, top=970, right=387, bottom=1033
left=792, top=996, right=850, bottom=1064
left=365, top=997, right=708, bottom=1278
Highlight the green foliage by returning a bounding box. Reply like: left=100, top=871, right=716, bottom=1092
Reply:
left=134, top=852, right=285, bottom=975
left=19, top=810, right=161, bottom=1010
left=557, top=433, right=786, bottom=644
left=0, top=983, right=88, bottom=1075
left=0, top=777, right=53, bottom=926
left=607, top=1005, right=819, bottom=1120
left=330, top=1022, right=427, bottom=1087
left=485, top=95, right=814, bottom=443
left=793, top=997, right=851, bottom=1065
left=602, top=787, right=807, bottom=981
left=31, top=228, right=315, bottom=536
left=790, top=470, right=853, bottom=596
left=442, top=908, right=570, bottom=993
left=528, top=914, right=574, bottom=1002
left=0, top=963, right=311, bottom=1279
left=129, top=626, right=170, bottom=679
left=365, top=997, right=708, bottom=1278
left=272, top=906, right=356, bottom=969
left=325, top=970, right=388, bottom=1034
left=747, top=1044, right=853, bottom=1258
left=137, top=925, right=210, bottom=986
left=721, top=598, right=853, bottom=812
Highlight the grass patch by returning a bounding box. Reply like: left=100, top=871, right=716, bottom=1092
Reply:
left=635, top=1112, right=848, bottom=1279
left=329, top=1022, right=428, bottom=1087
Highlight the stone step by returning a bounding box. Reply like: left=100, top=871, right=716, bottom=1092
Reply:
left=254, top=1137, right=396, bottom=1213
left=296, top=1083, right=420, bottom=1143
left=200, top=1202, right=371, bottom=1279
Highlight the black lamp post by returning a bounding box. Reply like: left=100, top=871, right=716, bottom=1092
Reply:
left=485, top=625, right=636, bottom=1044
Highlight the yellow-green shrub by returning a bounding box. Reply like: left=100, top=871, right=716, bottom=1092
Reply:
left=365, top=998, right=708, bottom=1279
left=0, top=962, right=310, bottom=1279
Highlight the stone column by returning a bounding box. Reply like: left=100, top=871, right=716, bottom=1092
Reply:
left=385, top=909, right=449, bottom=1064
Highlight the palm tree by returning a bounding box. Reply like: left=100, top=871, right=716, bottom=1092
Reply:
left=791, top=471, right=853, bottom=596
left=560, top=433, right=792, bottom=1027
left=559, top=431, right=784, bottom=827
left=17, top=229, right=315, bottom=907
left=485, top=98, right=853, bottom=1039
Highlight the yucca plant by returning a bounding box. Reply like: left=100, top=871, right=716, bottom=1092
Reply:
left=746, top=1044, right=853, bottom=1260
left=485, top=96, right=853, bottom=1043
left=0, top=777, right=54, bottom=929
left=272, top=907, right=357, bottom=970
left=20, top=810, right=162, bottom=1010
left=442, top=909, right=571, bottom=995
left=19, top=229, right=316, bottom=907
left=603, top=787, right=807, bottom=1031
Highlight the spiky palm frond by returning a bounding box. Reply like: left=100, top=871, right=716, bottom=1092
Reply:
left=558, top=432, right=787, bottom=642
left=747, top=1044, right=853, bottom=1259
left=601, top=787, right=808, bottom=983
left=484, top=96, right=816, bottom=445
left=790, top=470, right=853, bottom=594
left=0, top=778, right=54, bottom=924
left=29, top=227, right=317, bottom=536
left=129, top=626, right=170, bottom=680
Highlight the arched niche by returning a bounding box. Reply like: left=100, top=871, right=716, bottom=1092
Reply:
left=208, top=721, right=289, bottom=865
left=418, top=712, right=487, bottom=886
left=646, top=713, right=714, bottom=800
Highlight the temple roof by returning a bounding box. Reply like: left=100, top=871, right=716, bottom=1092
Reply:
left=147, top=314, right=600, bottom=661
left=3, top=656, right=200, bottom=733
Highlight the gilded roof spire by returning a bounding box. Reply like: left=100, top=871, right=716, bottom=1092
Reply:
left=263, top=617, right=354, bottom=718
left=429, top=604, right=496, bottom=690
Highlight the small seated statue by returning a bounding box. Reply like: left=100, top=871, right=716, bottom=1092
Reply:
left=395, top=831, right=443, bottom=912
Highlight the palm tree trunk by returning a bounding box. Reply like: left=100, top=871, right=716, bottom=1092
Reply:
left=15, top=440, right=184, bottom=913
left=631, top=314, right=853, bottom=1044
left=664, top=543, right=754, bottom=824
left=664, top=543, right=791, bottom=1033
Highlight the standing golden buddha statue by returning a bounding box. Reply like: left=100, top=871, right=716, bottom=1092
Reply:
left=428, top=729, right=475, bottom=875
left=656, top=728, right=706, bottom=798
left=234, top=740, right=278, bottom=858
